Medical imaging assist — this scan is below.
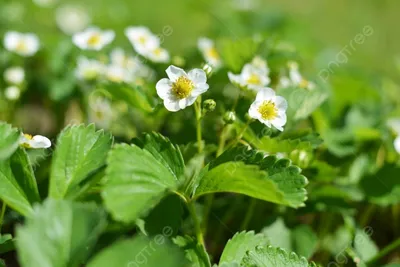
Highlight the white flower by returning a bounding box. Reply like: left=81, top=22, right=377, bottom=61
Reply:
left=19, top=133, right=51, bottom=149
left=395, top=136, right=400, bottom=154
left=156, top=65, right=209, bottom=112
left=33, top=0, right=58, bottom=7
left=4, top=86, right=21, bottom=100
left=125, top=26, right=160, bottom=54
left=198, top=37, right=221, bottom=68
left=4, top=67, right=24, bottom=84
left=248, top=87, right=288, bottom=131
left=105, top=64, right=132, bottom=84
left=145, top=47, right=170, bottom=63
left=75, top=56, right=105, bottom=81
left=88, top=97, right=113, bottom=129
left=228, top=57, right=270, bottom=91
left=4, top=31, right=40, bottom=56
left=55, top=5, right=90, bottom=35
left=388, top=119, right=400, bottom=154
left=279, top=61, right=315, bottom=90
left=72, top=27, right=114, bottom=50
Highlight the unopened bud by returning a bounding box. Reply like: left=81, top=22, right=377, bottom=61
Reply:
left=203, top=99, right=216, bottom=113
left=223, top=111, right=236, bottom=124
left=202, top=63, right=213, bottom=77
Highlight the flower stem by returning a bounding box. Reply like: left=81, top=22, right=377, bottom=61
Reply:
left=187, top=201, right=205, bottom=246
left=194, top=97, right=203, bottom=154
left=240, top=198, right=257, bottom=231
left=226, top=119, right=251, bottom=149
left=0, top=202, right=6, bottom=232
left=367, top=237, right=400, bottom=265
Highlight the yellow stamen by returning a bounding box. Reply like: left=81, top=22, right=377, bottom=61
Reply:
left=299, top=79, right=309, bottom=89
left=153, top=48, right=163, bottom=56
left=16, top=41, right=27, bottom=53
left=171, top=76, right=194, bottom=99
left=21, top=134, right=33, bottom=149
left=138, top=36, right=147, bottom=44
left=258, top=100, right=278, bottom=120
left=206, top=47, right=219, bottom=60
left=24, top=134, right=33, bottom=140
left=247, top=74, right=261, bottom=85
left=87, top=34, right=101, bottom=46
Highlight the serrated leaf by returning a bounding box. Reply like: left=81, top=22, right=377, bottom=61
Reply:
left=133, top=132, right=185, bottom=181
left=87, top=236, right=188, bottom=267
left=0, top=148, right=40, bottom=216
left=49, top=124, right=113, bottom=199
left=16, top=199, right=107, bottom=267
left=252, top=136, right=313, bottom=155
left=0, top=122, right=20, bottom=161
left=102, top=143, right=180, bottom=223
left=241, top=246, right=317, bottom=267
left=219, top=231, right=269, bottom=265
left=202, top=146, right=308, bottom=208
left=173, top=235, right=211, bottom=267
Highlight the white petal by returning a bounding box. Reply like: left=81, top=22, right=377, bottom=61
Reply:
left=156, top=78, right=172, bottom=99
left=289, top=69, right=303, bottom=85
left=271, top=112, right=287, bottom=131
left=24, top=34, right=40, bottom=55
left=191, top=83, right=209, bottom=97
left=102, top=30, right=115, bottom=45
left=166, top=65, right=186, bottom=82
left=388, top=119, right=400, bottom=135
left=274, top=96, right=288, bottom=111
left=30, top=135, right=51, bottom=149
left=255, top=87, right=276, bottom=101
left=394, top=136, right=400, bottom=154
left=72, top=32, right=88, bottom=49
left=163, top=98, right=180, bottom=112
left=248, top=101, right=261, bottom=120
left=188, top=69, right=207, bottom=84
left=228, top=72, right=242, bottom=85
left=4, top=32, right=20, bottom=51
left=198, top=37, right=213, bottom=51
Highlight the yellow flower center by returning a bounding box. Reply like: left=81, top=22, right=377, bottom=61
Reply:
left=21, top=134, right=33, bottom=148
left=247, top=73, right=261, bottom=85
left=299, top=79, right=309, bottom=89
left=16, top=41, right=28, bottom=53
left=138, top=36, right=147, bottom=44
left=153, top=48, right=163, bottom=56
left=258, top=100, right=278, bottom=120
left=171, top=76, right=194, bottom=99
left=206, top=47, right=219, bottom=60
left=87, top=34, right=101, bottom=46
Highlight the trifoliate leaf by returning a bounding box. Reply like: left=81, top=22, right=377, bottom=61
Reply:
left=241, top=245, right=318, bottom=267
left=102, top=143, right=180, bottom=223
left=16, top=199, right=107, bottom=267
left=87, top=236, right=188, bottom=267
left=0, top=122, right=20, bottom=161
left=49, top=124, right=113, bottom=199
left=0, top=148, right=40, bottom=216
left=219, top=231, right=269, bottom=265
left=173, top=235, right=211, bottom=267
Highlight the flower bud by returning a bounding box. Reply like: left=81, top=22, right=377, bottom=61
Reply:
left=223, top=111, right=236, bottom=124
left=203, top=99, right=216, bottom=113
left=202, top=63, right=213, bottom=78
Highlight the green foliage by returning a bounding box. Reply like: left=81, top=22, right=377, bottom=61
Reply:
left=174, top=235, right=211, bottom=267
left=16, top=199, right=107, bottom=267
left=0, top=122, right=20, bottom=161
left=49, top=124, right=113, bottom=199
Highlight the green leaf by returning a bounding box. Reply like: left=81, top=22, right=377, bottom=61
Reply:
left=354, top=228, right=378, bottom=262
left=0, top=122, right=20, bottom=161
left=133, top=132, right=185, bottom=181
left=87, top=235, right=188, bottom=267
left=102, top=143, right=180, bottom=223
left=16, top=199, right=107, bottom=267
left=219, top=231, right=269, bottom=265
left=200, top=146, right=308, bottom=208
left=251, top=136, right=313, bottom=155
left=49, top=124, right=112, bottom=199
left=262, top=218, right=291, bottom=252
left=217, top=38, right=261, bottom=72
left=0, top=148, right=40, bottom=216
left=241, top=246, right=318, bottom=267
left=106, top=84, right=154, bottom=113
left=173, top=235, right=211, bottom=267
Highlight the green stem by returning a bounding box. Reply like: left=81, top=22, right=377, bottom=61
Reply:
left=188, top=201, right=205, bottom=246
left=359, top=204, right=376, bottom=227
left=194, top=98, right=203, bottom=154
left=0, top=202, right=6, bottom=232
left=240, top=198, right=257, bottom=231
left=226, top=120, right=251, bottom=149
left=367, top=237, right=400, bottom=266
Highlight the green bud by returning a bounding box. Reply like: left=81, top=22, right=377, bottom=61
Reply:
left=203, top=99, right=216, bottom=113
left=223, top=111, right=236, bottom=124
left=202, top=63, right=213, bottom=78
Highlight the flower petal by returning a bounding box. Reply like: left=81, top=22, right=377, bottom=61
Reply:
left=274, top=96, right=288, bottom=111
left=255, top=87, right=276, bottom=101
left=188, top=69, right=207, bottom=84
left=166, top=65, right=186, bottom=82
left=395, top=136, right=400, bottom=154
left=156, top=78, right=172, bottom=99
left=248, top=101, right=261, bottom=120
left=163, top=98, right=180, bottom=112
left=30, top=135, right=51, bottom=149
left=191, top=83, right=209, bottom=97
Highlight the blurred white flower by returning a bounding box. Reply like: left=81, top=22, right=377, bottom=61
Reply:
left=72, top=27, right=114, bottom=50
left=75, top=56, right=105, bottom=81
left=156, top=65, right=209, bottom=112
left=228, top=58, right=270, bottom=92
left=232, top=0, right=259, bottom=11
left=105, top=65, right=132, bottom=84
left=55, top=5, right=90, bottom=35
left=248, top=87, right=288, bottom=131
left=32, top=0, right=58, bottom=7
left=395, top=137, right=400, bottom=154
left=125, top=26, right=160, bottom=54
left=388, top=118, right=400, bottom=154
left=4, top=86, right=21, bottom=100
left=198, top=37, right=221, bottom=69
left=145, top=47, right=170, bottom=63
left=279, top=61, right=315, bottom=90
left=88, top=97, right=113, bottom=129
left=4, top=31, right=40, bottom=56
left=4, top=67, right=24, bottom=85
left=19, top=133, right=51, bottom=149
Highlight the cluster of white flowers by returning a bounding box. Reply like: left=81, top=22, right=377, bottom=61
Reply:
left=3, top=31, right=40, bottom=57
left=73, top=27, right=115, bottom=51
left=197, top=38, right=222, bottom=69
left=279, top=61, right=315, bottom=90
left=19, top=133, right=51, bottom=149
left=388, top=119, right=400, bottom=154
left=2, top=66, right=25, bottom=101
left=228, top=56, right=271, bottom=92
left=125, top=26, right=170, bottom=63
